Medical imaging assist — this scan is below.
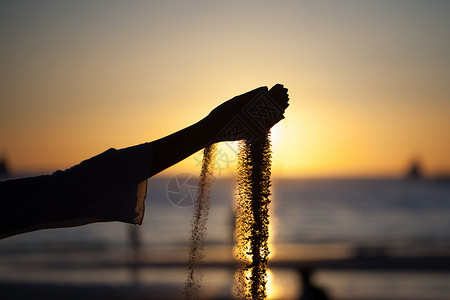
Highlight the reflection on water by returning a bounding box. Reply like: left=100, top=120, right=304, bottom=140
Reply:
left=1, top=257, right=449, bottom=300
left=234, top=137, right=273, bottom=299
left=318, top=270, right=450, bottom=300
left=1, top=177, right=450, bottom=299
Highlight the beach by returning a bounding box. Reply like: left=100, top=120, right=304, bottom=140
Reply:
left=1, top=176, right=450, bottom=299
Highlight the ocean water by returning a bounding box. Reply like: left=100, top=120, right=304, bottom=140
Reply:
left=1, top=176, right=450, bottom=299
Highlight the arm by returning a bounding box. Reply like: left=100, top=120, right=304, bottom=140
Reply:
left=0, top=84, right=288, bottom=238
left=148, top=117, right=215, bottom=177
left=148, top=84, right=289, bottom=177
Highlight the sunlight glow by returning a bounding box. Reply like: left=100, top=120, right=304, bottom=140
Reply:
left=2, top=1, right=450, bottom=178
left=266, top=269, right=278, bottom=300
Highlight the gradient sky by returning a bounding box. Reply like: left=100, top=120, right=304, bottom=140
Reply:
left=1, top=0, right=449, bottom=178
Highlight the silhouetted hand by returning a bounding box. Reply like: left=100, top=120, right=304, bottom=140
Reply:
left=150, top=84, right=288, bottom=176
left=206, top=84, right=289, bottom=143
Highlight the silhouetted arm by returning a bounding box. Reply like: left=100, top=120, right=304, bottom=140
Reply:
left=148, top=84, right=289, bottom=177
left=148, top=118, right=215, bottom=177
left=0, top=84, right=288, bottom=239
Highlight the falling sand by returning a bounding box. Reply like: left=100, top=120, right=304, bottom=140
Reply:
left=184, top=133, right=272, bottom=300
left=235, top=135, right=272, bottom=300
left=184, top=144, right=217, bottom=300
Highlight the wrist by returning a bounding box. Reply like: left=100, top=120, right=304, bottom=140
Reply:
left=196, top=117, right=220, bottom=145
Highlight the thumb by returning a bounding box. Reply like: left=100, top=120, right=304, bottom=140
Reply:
left=242, top=86, right=268, bottom=99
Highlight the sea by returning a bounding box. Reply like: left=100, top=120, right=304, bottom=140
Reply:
left=1, top=175, right=450, bottom=300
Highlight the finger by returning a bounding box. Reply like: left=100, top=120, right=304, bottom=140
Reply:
left=255, top=86, right=269, bottom=93
left=230, top=86, right=268, bottom=104
left=269, top=83, right=284, bottom=91
left=244, top=86, right=269, bottom=100
left=269, top=89, right=289, bottom=108
left=269, top=84, right=288, bottom=96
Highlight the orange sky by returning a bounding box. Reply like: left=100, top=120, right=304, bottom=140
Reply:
left=1, top=1, right=449, bottom=178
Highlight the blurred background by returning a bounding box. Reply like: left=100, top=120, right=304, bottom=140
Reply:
left=1, top=0, right=449, bottom=299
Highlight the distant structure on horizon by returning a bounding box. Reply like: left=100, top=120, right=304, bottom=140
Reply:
left=0, top=156, right=10, bottom=179
left=406, top=158, right=422, bottom=179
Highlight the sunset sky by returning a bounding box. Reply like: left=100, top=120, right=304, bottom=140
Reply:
left=1, top=0, right=449, bottom=178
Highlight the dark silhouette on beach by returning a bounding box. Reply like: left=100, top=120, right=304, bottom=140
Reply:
left=406, top=157, right=423, bottom=179
left=128, top=224, right=143, bottom=285
left=298, top=268, right=330, bottom=300
left=0, top=156, right=9, bottom=179
left=0, top=84, right=289, bottom=239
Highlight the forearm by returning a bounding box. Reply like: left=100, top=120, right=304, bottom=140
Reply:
left=146, top=84, right=289, bottom=178
left=148, top=117, right=216, bottom=177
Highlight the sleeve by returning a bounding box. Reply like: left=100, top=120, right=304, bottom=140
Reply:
left=0, top=142, right=153, bottom=239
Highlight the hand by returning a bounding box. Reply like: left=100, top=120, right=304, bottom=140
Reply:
left=206, top=84, right=289, bottom=143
